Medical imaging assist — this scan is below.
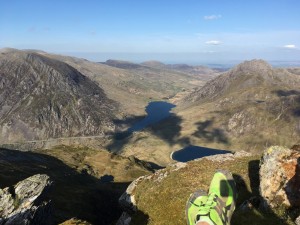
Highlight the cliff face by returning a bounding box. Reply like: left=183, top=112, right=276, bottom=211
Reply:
left=117, top=147, right=300, bottom=225
left=0, top=174, right=52, bottom=225
left=0, top=50, right=118, bottom=143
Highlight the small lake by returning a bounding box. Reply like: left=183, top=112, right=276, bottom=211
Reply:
left=115, top=101, right=176, bottom=140
left=172, top=145, right=231, bottom=162
left=128, top=101, right=176, bottom=132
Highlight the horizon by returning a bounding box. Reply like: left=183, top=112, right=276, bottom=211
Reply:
left=1, top=0, right=300, bottom=63
left=2, top=47, right=300, bottom=68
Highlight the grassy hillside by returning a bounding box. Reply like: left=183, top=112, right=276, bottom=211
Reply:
left=130, top=153, right=294, bottom=225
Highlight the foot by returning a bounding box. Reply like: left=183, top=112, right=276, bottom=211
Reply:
left=186, top=190, right=208, bottom=225
left=186, top=170, right=237, bottom=225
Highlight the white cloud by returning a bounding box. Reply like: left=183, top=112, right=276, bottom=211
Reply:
left=205, top=40, right=222, bottom=45
left=204, top=15, right=222, bottom=20
left=283, top=44, right=296, bottom=49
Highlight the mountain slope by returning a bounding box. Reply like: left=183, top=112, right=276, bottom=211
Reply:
left=41, top=53, right=215, bottom=115
left=173, top=59, right=300, bottom=152
left=0, top=50, right=118, bottom=143
left=182, top=59, right=300, bottom=104
left=141, top=60, right=220, bottom=81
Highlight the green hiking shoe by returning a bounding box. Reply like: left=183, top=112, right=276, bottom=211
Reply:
left=207, top=169, right=237, bottom=224
left=186, top=170, right=237, bottom=225
left=186, top=190, right=208, bottom=225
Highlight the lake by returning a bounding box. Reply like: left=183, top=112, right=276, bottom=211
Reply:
left=172, top=145, right=231, bottom=162
left=115, top=101, right=176, bottom=139
left=128, top=101, right=176, bottom=132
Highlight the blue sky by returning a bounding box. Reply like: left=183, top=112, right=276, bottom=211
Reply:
left=1, top=0, right=300, bottom=64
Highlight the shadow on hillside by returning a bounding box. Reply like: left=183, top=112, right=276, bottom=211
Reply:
left=230, top=160, right=288, bottom=225
left=172, top=145, right=231, bottom=162
left=192, top=118, right=229, bottom=144
left=274, top=90, right=300, bottom=97
left=149, top=114, right=185, bottom=145
left=107, top=113, right=184, bottom=153
left=108, top=106, right=230, bottom=158
left=107, top=101, right=184, bottom=153
left=130, top=210, right=149, bottom=225
left=273, top=89, right=300, bottom=118
left=0, top=148, right=128, bottom=225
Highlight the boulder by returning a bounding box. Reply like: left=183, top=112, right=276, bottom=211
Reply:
left=0, top=174, right=52, bottom=225
left=259, top=146, right=300, bottom=209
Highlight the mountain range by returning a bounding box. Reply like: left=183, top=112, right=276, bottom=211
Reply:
left=112, top=59, right=300, bottom=165
left=1, top=48, right=300, bottom=224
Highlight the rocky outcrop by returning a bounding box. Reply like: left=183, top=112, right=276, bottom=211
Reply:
left=0, top=174, right=52, bottom=225
left=260, top=146, right=300, bottom=209
left=0, top=49, right=118, bottom=144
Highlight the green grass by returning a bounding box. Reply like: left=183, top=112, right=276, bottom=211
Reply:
left=131, top=155, right=293, bottom=225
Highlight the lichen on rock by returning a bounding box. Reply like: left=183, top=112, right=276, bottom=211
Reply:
left=260, top=146, right=300, bottom=209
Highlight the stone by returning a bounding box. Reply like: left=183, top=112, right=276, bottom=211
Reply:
left=118, top=176, right=147, bottom=214
left=0, top=174, right=52, bottom=225
left=116, top=212, right=132, bottom=225
left=295, top=215, right=300, bottom=225
left=259, top=146, right=300, bottom=209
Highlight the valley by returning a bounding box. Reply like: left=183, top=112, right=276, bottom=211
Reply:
left=1, top=48, right=300, bottom=224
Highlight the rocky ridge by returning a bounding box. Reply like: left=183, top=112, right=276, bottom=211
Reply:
left=182, top=59, right=300, bottom=104
left=0, top=174, right=52, bottom=225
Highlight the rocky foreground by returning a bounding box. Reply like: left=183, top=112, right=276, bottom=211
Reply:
left=117, top=146, right=300, bottom=225
left=0, top=174, right=52, bottom=225
left=2, top=146, right=300, bottom=225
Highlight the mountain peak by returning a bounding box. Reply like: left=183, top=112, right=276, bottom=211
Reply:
left=231, top=59, right=272, bottom=77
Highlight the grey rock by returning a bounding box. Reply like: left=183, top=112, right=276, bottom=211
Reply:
left=116, top=212, right=132, bottom=225
left=295, top=215, right=300, bottom=225
left=259, top=146, right=300, bottom=209
left=0, top=174, right=52, bottom=225
left=119, top=176, right=147, bottom=214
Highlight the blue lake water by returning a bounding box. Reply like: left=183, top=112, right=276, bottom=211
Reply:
left=128, top=101, right=176, bottom=132
left=172, top=145, right=231, bottom=162
left=115, top=101, right=176, bottom=140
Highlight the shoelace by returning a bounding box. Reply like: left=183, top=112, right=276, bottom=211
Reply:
left=197, top=193, right=218, bottom=215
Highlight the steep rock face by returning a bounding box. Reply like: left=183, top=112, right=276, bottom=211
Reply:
left=0, top=50, right=118, bottom=143
left=260, top=146, right=300, bottom=208
left=0, top=174, right=52, bottom=225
